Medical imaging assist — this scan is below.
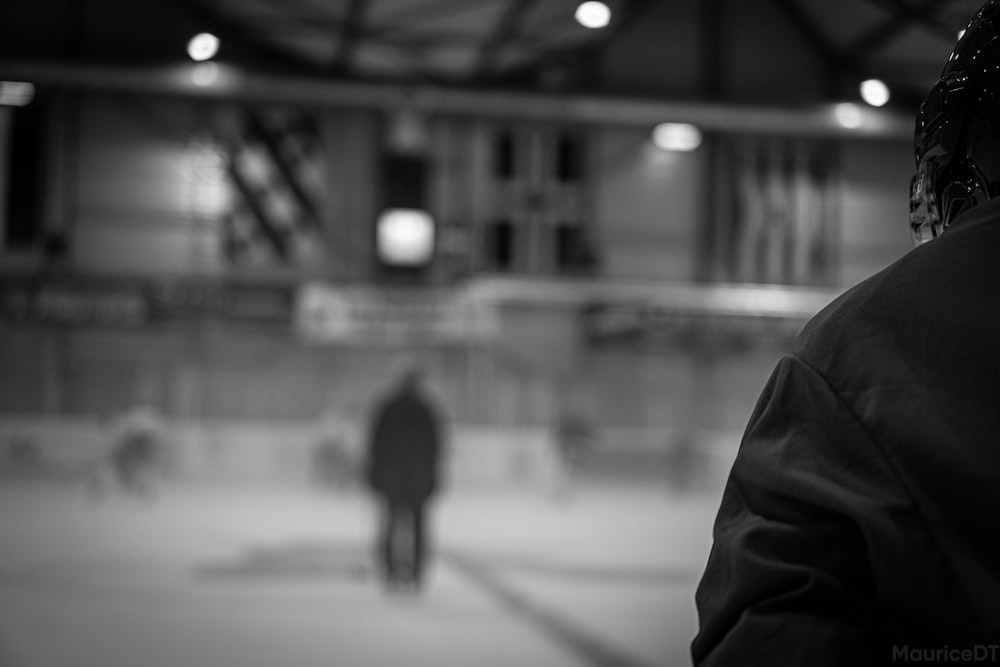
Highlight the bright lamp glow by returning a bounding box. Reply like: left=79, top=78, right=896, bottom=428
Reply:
left=575, top=1, right=611, bottom=29
left=0, top=81, right=35, bottom=107
left=190, top=61, right=219, bottom=86
left=651, top=122, right=703, bottom=152
left=377, top=208, right=435, bottom=266
left=834, top=102, right=864, bottom=129
left=187, top=33, right=220, bottom=62
left=860, top=79, right=890, bottom=107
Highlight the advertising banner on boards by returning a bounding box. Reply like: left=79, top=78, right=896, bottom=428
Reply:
left=294, top=283, right=499, bottom=345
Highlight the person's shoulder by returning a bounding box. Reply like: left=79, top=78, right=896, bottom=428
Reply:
left=793, top=210, right=1000, bottom=372
left=793, top=268, right=892, bottom=357
left=791, top=241, right=933, bottom=368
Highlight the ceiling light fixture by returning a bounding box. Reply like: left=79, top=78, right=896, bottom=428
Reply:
left=651, top=122, right=703, bottom=151
left=575, top=1, right=612, bottom=29
left=187, top=33, right=220, bottom=62
left=860, top=78, right=890, bottom=107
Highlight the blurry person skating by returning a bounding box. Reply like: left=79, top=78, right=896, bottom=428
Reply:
left=105, top=403, right=166, bottom=499
left=364, top=365, right=444, bottom=592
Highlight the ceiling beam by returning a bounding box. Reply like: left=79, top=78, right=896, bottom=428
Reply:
left=583, top=0, right=658, bottom=79
left=486, top=0, right=659, bottom=91
left=769, top=0, right=851, bottom=97
left=331, top=0, right=369, bottom=72
left=847, top=0, right=960, bottom=56
left=700, top=0, right=725, bottom=99
left=0, top=59, right=915, bottom=140
left=174, top=0, right=326, bottom=75
left=372, top=0, right=501, bottom=39
left=472, top=0, right=535, bottom=80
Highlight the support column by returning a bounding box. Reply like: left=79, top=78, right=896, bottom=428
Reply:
left=320, top=109, right=379, bottom=282
left=41, top=91, right=78, bottom=265
left=0, top=108, right=11, bottom=253
left=695, top=0, right=726, bottom=282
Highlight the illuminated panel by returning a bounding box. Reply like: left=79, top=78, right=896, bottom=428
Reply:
left=376, top=207, right=435, bottom=266
left=0, top=82, right=35, bottom=107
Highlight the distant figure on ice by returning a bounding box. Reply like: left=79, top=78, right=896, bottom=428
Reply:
left=95, top=403, right=167, bottom=500
left=551, top=408, right=594, bottom=501
left=364, top=364, right=445, bottom=592
left=311, top=405, right=356, bottom=491
left=549, top=378, right=596, bottom=501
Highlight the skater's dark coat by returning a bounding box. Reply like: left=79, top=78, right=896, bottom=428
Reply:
left=693, top=197, right=1000, bottom=665
left=365, top=374, right=442, bottom=505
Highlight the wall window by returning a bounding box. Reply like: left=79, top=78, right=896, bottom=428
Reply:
left=480, top=125, right=596, bottom=275
left=0, top=99, right=46, bottom=252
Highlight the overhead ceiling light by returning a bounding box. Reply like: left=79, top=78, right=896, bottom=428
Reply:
left=187, top=33, right=220, bottom=62
left=860, top=78, right=890, bottom=107
left=958, top=28, right=967, bottom=40
left=834, top=102, right=864, bottom=130
left=651, top=122, right=703, bottom=152
left=0, top=81, right=35, bottom=106
left=575, top=1, right=611, bottom=29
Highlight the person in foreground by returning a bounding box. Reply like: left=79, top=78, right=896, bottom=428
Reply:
left=692, top=2, right=1000, bottom=664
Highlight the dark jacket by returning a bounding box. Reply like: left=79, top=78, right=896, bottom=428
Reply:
left=365, top=383, right=442, bottom=505
left=692, top=198, right=1000, bottom=666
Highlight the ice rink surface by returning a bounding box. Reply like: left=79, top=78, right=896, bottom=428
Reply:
left=0, top=476, right=722, bottom=667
